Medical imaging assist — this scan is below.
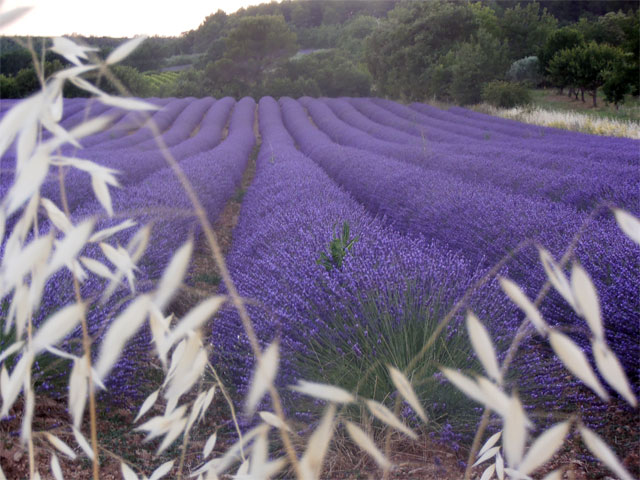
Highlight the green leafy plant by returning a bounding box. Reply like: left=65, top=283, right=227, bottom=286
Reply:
left=317, top=221, right=359, bottom=271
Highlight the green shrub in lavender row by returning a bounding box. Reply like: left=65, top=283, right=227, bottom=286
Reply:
left=317, top=221, right=359, bottom=272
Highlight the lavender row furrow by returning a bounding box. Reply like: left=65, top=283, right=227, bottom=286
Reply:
left=212, top=96, right=498, bottom=402
left=440, top=105, right=640, bottom=166
left=349, top=97, right=468, bottom=144
left=346, top=98, right=639, bottom=195
left=280, top=96, right=639, bottom=383
left=39, top=97, right=235, bottom=214
left=306, top=97, right=637, bottom=213
left=360, top=97, right=640, bottom=168
left=89, top=97, right=192, bottom=152
left=130, top=97, right=215, bottom=152
left=37, top=97, right=256, bottom=399
left=71, top=98, right=173, bottom=150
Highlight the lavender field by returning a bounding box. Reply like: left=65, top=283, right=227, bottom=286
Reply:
left=1, top=93, right=638, bottom=477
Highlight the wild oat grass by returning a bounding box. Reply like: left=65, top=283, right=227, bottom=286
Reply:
left=0, top=5, right=637, bottom=479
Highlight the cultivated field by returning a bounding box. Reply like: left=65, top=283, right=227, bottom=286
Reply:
left=0, top=94, right=638, bottom=479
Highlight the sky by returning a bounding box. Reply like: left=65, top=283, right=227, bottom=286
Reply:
left=1, top=0, right=275, bottom=37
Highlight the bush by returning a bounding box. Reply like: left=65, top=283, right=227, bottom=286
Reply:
left=506, top=56, right=542, bottom=86
left=300, top=283, right=478, bottom=431
left=482, top=80, right=531, bottom=108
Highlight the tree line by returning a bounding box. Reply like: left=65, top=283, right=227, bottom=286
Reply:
left=1, top=0, right=637, bottom=108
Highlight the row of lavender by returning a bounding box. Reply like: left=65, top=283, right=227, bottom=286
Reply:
left=211, top=97, right=511, bottom=424
left=300, top=97, right=638, bottom=214
left=1, top=97, right=256, bottom=399
left=274, top=97, right=638, bottom=410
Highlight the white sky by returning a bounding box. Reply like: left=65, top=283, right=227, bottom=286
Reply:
left=2, top=1, right=275, bottom=37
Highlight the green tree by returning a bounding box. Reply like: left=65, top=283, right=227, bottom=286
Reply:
left=601, top=57, right=632, bottom=109
left=574, top=42, right=626, bottom=106
left=274, top=50, right=371, bottom=97
left=539, top=27, right=585, bottom=89
left=446, top=29, right=511, bottom=105
left=498, top=1, right=558, bottom=61
left=337, top=15, right=378, bottom=61
left=550, top=42, right=627, bottom=106
left=216, top=15, right=297, bottom=89
left=0, top=74, right=19, bottom=98
left=365, top=0, right=476, bottom=99
left=547, top=47, right=581, bottom=98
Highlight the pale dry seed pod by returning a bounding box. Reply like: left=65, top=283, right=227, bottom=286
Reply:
left=165, top=296, right=225, bottom=349
left=156, top=416, right=187, bottom=454
left=148, top=460, right=174, bottom=480
left=473, top=446, right=500, bottom=467
left=0, top=351, right=33, bottom=417
left=203, top=432, right=217, bottom=459
left=548, top=330, right=608, bottom=401
left=153, top=238, right=194, bottom=311
left=94, top=295, right=151, bottom=381
left=345, top=421, right=391, bottom=470
left=163, top=333, right=207, bottom=414
left=45, top=432, right=76, bottom=460
left=480, top=463, right=495, bottom=480
left=89, top=219, right=136, bottom=243
left=246, top=339, right=280, bottom=415
left=518, top=420, right=570, bottom=475
left=19, top=388, right=34, bottom=444
left=50, top=453, right=63, bottom=480
left=121, top=462, right=139, bottom=480
left=68, top=357, right=88, bottom=428
left=440, top=368, right=487, bottom=406
left=499, top=277, right=548, bottom=335
left=299, top=404, right=336, bottom=480
left=106, top=36, right=148, bottom=65
left=503, top=394, right=528, bottom=469
left=41, top=198, right=73, bottom=233
left=259, top=411, right=291, bottom=432
left=591, top=339, right=636, bottom=407
left=477, top=377, right=511, bottom=416
left=541, top=470, right=563, bottom=480
left=46, top=219, right=95, bottom=277
left=135, top=405, right=187, bottom=443
left=613, top=208, right=640, bottom=246
left=72, top=427, right=94, bottom=460
left=579, top=425, right=633, bottom=480
left=134, top=389, right=160, bottom=423
left=570, top=263, right=603, bottom=341
left=466, top=311, right=502, bottom=384
left=197, top=386, right=216, bottom=424
left=478, top=431, right=501, bottom=457
left=192, top=424, right=270, bottom=477
left=51, top=37, right=98, bottom=65
left=364, top=399, right=417, bottom=439
left=388, top=366, right=427, bottom=422
left=495, top=450, right=504, bottom=480
left=0, top=5, right=31, bottom=29
left=290, top=380, right=355, bottom=403
left=538, top=246, right=576, bottom=310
